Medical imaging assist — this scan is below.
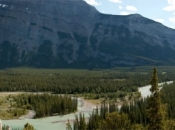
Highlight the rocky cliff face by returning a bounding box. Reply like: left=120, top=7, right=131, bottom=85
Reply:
left=0, top=0, right=175, bottom=68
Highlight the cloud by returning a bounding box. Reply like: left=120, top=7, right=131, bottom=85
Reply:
left=154, top=19, right=164, bottom=23
left=84, top=0, right=101, bottom=6
left=163, top=0, right=175, bottom=11
left=120, top=11, right=130, bottom=15
left=126, top=5, right=137, bottom=11
left=163, top=6, right=175, bottom=11
left=173, top=12, right=175, bottom=15
left=109, top=0, right=122, bottom=4
left=169, top=17, right=175, bottom=23
left=119, top=5, right=123, bottom=9
left=168, top=0, right=175, bottom=6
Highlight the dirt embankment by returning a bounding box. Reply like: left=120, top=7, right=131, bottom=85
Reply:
left=19, top=110, right=36, bottom=120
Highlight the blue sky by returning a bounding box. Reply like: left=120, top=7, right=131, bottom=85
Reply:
left=84, top=0, right=175, bottom=29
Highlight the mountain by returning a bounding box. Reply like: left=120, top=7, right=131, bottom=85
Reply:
left=0, top=0, right=175, bottom=68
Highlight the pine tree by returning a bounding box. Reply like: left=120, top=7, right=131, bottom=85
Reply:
left=73, top=113, right=86, bottom=130
left=66, top=119, right=72, bottom=130
left=100, top=112, right=131, bottom=130
left=147, top=68, right=166, bottom=130
left=23, top=123, right=34, bottom=130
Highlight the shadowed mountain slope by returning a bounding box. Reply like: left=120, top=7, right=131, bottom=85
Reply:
left=0, top=0, right=175, bottom=68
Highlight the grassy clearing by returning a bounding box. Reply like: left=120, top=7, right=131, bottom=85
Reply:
left=0, top=92, right=26, bottom=97
left=2, top=66, right=175, bottom=79
left=0, top=92, right=28, bottom=119
left=0, top=109, right=28, bottom=120
left=4, top=67, right=105, bottom=77
left=84, top=99, right=102, bottom=106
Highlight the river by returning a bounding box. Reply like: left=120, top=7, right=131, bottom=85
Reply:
left=2, top=81, right=174, bottom=129
left=1, top=98, right=96, bottom=130
left=138, top=81, right=174, bottom=98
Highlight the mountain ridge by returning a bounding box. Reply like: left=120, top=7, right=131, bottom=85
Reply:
left=0, top=0, right=175, bottom=68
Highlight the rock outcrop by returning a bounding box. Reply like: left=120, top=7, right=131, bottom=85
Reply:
left=0, top=0, right=175, bottom=68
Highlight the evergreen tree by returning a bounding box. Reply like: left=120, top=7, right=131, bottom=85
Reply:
left=23, top=123, right=34, bottom=130
left=146, top=68, right=166, bottom=130
left=100, top=112, right=131, bottom=130
left=66, top=119, right=72, bottom=130
left=87, top=108, right=100, bottom=130
left=73, top=113, right=86, bottom=130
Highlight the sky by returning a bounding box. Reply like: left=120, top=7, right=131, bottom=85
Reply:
left=84, top=0, right=175, bottom=29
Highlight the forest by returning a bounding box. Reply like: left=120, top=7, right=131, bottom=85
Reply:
left=0, top=67, right=174, bottom=98
left=14, top=94, right=78, bottom=118
left=0, top=66, right=175, bottom=129
left=71, top=68, right=175, bottom=130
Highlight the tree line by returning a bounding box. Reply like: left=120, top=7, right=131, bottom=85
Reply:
left=70, top=68, right=175, bottom=130
left=0, top=67, right=174, bottom=99
left=14, top=94, right=78, bottom=118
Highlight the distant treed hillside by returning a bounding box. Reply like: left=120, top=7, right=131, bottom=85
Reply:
left=0, top=0, right=175, bottom=68
left=0, top=67, right=174, bottom=97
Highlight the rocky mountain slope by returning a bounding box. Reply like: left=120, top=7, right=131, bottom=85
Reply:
left=0, top=0, right=175, bottom=68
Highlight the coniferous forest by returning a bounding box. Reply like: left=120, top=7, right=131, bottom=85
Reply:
left=14, top=94, right=78, bottom=118
left=0, top=67, right=174, bottom=97
left=1, top=67, right=175, bottom=129
left=72, top=68, right=175, bottom=130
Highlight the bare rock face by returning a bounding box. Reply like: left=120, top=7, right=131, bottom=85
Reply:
left=0, top=0, right=175, bottom=68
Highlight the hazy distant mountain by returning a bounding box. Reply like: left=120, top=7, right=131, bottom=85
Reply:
left=0, top=0, right=175, bottom=68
